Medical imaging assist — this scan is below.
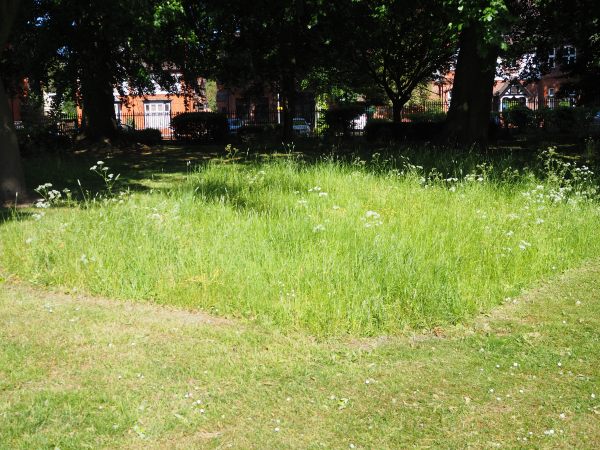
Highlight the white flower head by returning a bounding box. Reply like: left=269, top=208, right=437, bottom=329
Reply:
left=312, top=224, right=325, bottom=233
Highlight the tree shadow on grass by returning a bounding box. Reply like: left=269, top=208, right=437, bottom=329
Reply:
left=13, top=140, right=594, bottom=222
left=0, top=208, right=34, bottom=226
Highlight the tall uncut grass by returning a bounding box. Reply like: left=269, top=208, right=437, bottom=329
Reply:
left=1, top=147, right=600, bottom=335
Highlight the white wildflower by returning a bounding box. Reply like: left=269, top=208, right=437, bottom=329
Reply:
left=313, top=224, right=325, bottom=233
left=519, top=240, right=531, bottom=251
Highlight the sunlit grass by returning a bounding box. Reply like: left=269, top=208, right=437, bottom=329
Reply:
left=1, top=148, right=599, bottom=335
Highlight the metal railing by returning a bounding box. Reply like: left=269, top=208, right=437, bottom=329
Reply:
left=12, top=97, right=595, bottom=141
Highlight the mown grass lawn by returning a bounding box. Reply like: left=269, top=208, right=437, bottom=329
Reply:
left=1, top=263, right=599, bottom=449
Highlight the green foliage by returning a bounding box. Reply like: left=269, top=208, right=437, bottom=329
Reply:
left=503, top=104, right=535, bottom=130
left=364, top=120, right=445, bottom=141
left=323, top=104, right=364, bottom=136
left=120, top=128, right=163, bottom=146
left=205, top=79, right=218, bottom=112
left=15, top=123, right=72, bottom=155
left=171, top=112, right=227, bottom=141
left=323, top=0, right=457, bottom=113
left=405, top=111, right=447, bottom=123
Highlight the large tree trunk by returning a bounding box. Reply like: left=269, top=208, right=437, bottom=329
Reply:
left=0, top=0, right=27, bottom=205
left=443, top=25, right=499, bottom=146
left=80, top=53, right=118, bottom=142
left=391, top=98, right=403, bottom=123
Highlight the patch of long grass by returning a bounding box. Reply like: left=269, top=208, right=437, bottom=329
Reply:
left=1, top=148, right=599, bottom=335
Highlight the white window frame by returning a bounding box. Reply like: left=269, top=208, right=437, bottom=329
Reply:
left=563, top=45, right=576, bottom=65
left=144, top=102, right=171, bottom=114
left=548, top=48, right=556, bottom=68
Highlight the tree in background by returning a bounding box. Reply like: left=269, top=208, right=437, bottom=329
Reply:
left=321, top=0, right=457, bottom=122
left=442, top=0, right=513, bottom=145
left=5, top=0, right=201, bottom=142
left=185, top=0, right=325, bottom=141
left=531, top=0, right=600, bottom=104
left=442, top=0, right=545, bottom=145
left=0, top=0, right=27, bottom=204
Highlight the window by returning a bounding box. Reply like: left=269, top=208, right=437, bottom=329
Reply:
left=114, top=102, right=122, bottom=122
left=143, top=101, right=171, bottom=130
left=548, top=88, right=555, bottom=97
left=548, top=48, right=556, bottom=68
left=144, top=102, right=170, bottom=114
left=563, top=46, right=576, bottom=65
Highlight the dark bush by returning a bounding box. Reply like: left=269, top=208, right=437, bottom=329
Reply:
left=120, top=128, right=162, bottom=145
left=404, top=110, right=446, bottom=123
left=536, top=106, right=597, bottom=136
left=323, top=104, right=365, bottom=136
left=364, top=119, right=444, bottom=142
left=238, top=123, right=282, bottom=136
left=238, top=124, right=267, bottom=136
left=171, top=112, right=228, bottom=142
left=502, top=104, right=535, bottom=130
left=16, top=123, right=73, bottom=155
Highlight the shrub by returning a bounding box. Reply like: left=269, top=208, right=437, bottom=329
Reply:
left=238, top=123, right=282, bottom=136
left=537, top=106, right=597, bottom=136
left=16, top=122, right=73, bottom=155
left=171, top=112, right=228, bottom=142
left=364, top=119, right=444, bottom=142
left=404, top=110, right=446, bottom=123
left=323, top=104, right=365, bottom=136
left=502, top=104, right=535, bottom=130
left=120, top=128, right=162, bottom=145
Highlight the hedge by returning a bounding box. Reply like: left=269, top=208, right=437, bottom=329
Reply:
left=171, top=112, right=228, bottom=142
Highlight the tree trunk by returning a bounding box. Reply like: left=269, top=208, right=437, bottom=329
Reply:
left=0, top=0, right=27, bottom=205
left=443, top=25, right=499, bottom=146
left=391, top=98, right=403, bottom=123
left=80, top=59, right=118, bottom=142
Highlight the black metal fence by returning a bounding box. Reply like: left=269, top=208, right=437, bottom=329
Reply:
left=11, top=97, right=594, bottom=141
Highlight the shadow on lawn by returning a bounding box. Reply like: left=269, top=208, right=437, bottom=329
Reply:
left=16, top=140, right=598, bottom=215
left=0, top=208, right=34, bottom=226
